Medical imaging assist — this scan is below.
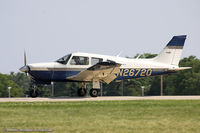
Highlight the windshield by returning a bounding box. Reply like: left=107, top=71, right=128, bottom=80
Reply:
left=56, top=54, right=71, bottom=64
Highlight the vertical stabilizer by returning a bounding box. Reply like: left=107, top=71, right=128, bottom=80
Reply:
left=153, top=35, right=186, bottom=66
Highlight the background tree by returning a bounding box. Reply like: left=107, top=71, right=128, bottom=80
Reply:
left=148, top=56, right=200, bottom=95
left=0, top=73, right=24, bottom=97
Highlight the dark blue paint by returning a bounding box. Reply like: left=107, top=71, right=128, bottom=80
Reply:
left=29, top=70, right=81, bottom=82
left=167, top=35, right=186, bottom=46
left=52, top=71, right=80, bottom=81
left=29, top=71, right=53, bottom=81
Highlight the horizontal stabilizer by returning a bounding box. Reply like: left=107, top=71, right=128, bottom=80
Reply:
left=168, top=67, right=192, bottom=71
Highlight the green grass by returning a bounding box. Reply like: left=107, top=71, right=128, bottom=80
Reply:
left=0, top=100, right=200, bottom=133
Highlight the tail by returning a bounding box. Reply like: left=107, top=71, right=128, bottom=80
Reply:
left=153, top=35, right=187, bottom=66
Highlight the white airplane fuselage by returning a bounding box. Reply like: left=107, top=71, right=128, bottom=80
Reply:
left=19, top=35, right=190, bottom=97
left=26, top=53, right=179, bottom=84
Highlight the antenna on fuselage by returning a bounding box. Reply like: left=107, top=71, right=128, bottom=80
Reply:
left=136, top=54, right=141, bottom=59
left=116, top=51, right=123, bottom=57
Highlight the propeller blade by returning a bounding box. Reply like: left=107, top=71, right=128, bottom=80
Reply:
left=23, top=50, right=29, bottom=76
left=24, top=50, right=27, bottom=66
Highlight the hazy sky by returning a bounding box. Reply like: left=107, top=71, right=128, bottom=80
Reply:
left=0, top=0, right=200, bottom=74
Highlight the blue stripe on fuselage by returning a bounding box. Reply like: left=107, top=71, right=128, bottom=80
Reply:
left=29, top=68, right=175, bottom=83
left=52, top=71, right=80, bottom=81
left=29, top=70, right=81, bottom=82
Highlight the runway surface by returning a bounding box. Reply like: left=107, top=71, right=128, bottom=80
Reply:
left=0, top=96, right=200, bottom=102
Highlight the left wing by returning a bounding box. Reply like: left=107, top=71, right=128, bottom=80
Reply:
left=68, top=61, right=121, bottom=84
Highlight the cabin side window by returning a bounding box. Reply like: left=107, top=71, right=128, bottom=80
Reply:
left=70, top=56, right=89, bottom=65
left=91, top=57, right=103, bottom=65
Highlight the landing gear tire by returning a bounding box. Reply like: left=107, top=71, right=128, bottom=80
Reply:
left=78, top=88, right=86, bottom=97
left=90, top=89, right=98, bottom=97
left=30, top=89, right=38, bottom=98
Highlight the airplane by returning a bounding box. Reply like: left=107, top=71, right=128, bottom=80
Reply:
left=19, top=35, right=191, bottom=97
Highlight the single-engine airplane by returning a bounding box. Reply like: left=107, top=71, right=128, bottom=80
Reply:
left=20, top=35, right=191, bottom=97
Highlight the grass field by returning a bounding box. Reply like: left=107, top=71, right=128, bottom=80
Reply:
left=0, top=100, right=200, bottom=133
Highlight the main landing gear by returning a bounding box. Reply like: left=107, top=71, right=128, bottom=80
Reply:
left=89, top=89, right=98, bottom=97
left=77, top=81, right=100, bottom=97
left=77, top=83, right=87, bottom=97
left=77, top=88, right=99, bottom=97
left=77, top=88, right=87, bottom=97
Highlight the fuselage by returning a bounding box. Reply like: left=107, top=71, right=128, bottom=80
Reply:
left=24, top=52, right=178, bottom=84
left=19, top=35, right=190, bottom=98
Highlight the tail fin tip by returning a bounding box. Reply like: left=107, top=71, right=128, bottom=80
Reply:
left=167, top=35, right=187, bottom=47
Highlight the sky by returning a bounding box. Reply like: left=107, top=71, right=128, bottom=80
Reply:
left=0, top=0, right=200, bottom=74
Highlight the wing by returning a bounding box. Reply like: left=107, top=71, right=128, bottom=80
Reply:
left=67, top=61, right=121, bottom=84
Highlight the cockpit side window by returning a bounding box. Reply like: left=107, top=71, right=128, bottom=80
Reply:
left=70, top=56, right=89, bottom=65
left=56, top=54, right=71, bottom=65
left=91, top=57, right=103, bottom=65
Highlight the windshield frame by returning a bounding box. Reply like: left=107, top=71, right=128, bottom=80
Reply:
left=56, top=54, right=72, bottom=65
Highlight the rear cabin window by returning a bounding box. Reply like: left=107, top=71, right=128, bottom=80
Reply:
left=91, top=57, right=103, bottom=65
left=70, top=56, right=89, bottom=65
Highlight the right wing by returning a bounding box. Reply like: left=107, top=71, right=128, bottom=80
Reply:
left=67, top=61, right=121, bottom=84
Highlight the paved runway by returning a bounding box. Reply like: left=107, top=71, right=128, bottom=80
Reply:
left=0, top=96, right=200, bottom=102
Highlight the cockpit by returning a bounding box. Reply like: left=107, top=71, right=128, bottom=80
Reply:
left=56, top=53, right=103, bottom=65
left=56, top=54, right=71, bottom=64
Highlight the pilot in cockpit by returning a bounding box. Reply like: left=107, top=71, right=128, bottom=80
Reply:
left=74, top=56, right=80, bottom=65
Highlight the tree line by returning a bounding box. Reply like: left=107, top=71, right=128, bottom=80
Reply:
left=0, top=54, right=199, bottom=97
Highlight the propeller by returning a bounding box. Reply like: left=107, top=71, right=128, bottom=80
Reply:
left=19, top=50, right=30, bottom=75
